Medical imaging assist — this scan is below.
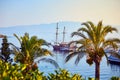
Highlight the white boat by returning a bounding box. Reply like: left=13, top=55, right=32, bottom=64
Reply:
left=108, top=55, right=120, bottom=64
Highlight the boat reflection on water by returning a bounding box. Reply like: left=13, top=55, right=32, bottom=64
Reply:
left=110, top=63, right=120, bottom=71
left=109, top=63, right=120, bottom=77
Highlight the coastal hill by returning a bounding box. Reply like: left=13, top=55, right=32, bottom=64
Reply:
left=0, top=21, right=81, bottom=47
left=0, top=21, right=119, bottom=47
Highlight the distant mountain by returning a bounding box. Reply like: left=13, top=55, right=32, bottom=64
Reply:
left=0, top=21, right=82, bottom=46
left=0, top=21, right=120, bottom=47
left=0, top=21, right=81, bottom=34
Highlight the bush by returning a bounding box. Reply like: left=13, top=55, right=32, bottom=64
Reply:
left=2, top=59, right=118, bottom=80
left=88, top=77, right=95, bottom=80
left=0, top=60, right=46, bottom=80
left=47, top=68, right=84, bottom=80
left=110, top=76, right=120, bottom=80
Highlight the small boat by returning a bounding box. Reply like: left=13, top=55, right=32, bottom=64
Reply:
left=105, top=47, right=120, bottom=64
left=108, top=55, right=120, bottom=64
left=53, top=23, right=76, bottom=52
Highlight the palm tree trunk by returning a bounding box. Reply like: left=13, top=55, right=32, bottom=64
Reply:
left=95, top=61, right=100, bottom=80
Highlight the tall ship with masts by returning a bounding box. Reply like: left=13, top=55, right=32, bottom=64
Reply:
left=53, top=23, right=76, bottom=52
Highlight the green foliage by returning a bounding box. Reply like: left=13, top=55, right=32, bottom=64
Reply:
left=88, top=77, right=95, bottom=80
left=0, top=60, right=84, bottom=80
left=110, top=76, right=120, bottom=80
left=47, top=68, right=84, bottom=80
left=0, top=36, right=12, bottom=62
left=66, top=21, right=120, bottom=80
left=13, top=33, right=51, bottom=65
left=1, top=59, right=119, bottom=80
left=13, top=33, right=59, bottom=70
left=0, top=60, right=46, bottom=80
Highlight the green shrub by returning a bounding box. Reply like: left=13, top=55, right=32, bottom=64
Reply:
left=47, top=68, right=84, bottom=80
left=110, top=76, right=120, bottom=80
left=0, top=60, right=46, bottom=80
left=88, top=77, right=95, bottom=80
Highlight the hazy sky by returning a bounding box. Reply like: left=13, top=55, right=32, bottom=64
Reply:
left=0, top=0, right=120, bottom=27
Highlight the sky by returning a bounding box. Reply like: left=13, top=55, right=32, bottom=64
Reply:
left=0, top=0, right=120, bottom=27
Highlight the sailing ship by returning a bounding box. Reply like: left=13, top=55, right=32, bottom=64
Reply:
left=53, top=23, right=76, bottom=52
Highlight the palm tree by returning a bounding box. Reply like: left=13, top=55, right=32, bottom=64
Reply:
left=13, top=33, right=59, bottom=71
left=0, top=36, right=12, bottom=63
left=65, top=21, right=120, bottom=80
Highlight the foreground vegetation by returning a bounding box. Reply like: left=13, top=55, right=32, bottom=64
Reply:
left=0, top=60, right=46, bottom=80
left=0, top=60, right=120, bottom=80
left=0, top=59, right=84, bottom=80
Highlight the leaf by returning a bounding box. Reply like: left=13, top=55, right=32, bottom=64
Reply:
left=37, top=58, right=59, bottom=68
left=21, top=64, right=26, bottom=71
left=26, top=50, right=30, bottom=59
left=14, top=33, right=22, bottom=45
left=3, top=71, right=7, bottom=77
left=65, top=52, right=78, bottom=63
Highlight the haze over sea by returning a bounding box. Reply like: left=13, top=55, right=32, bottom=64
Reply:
left=0, top=22, right=120, bottom=80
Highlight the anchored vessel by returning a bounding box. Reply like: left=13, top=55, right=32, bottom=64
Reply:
left=53, top=23, right=76, bottom=52
left=108, top=49, right=120, bottom=64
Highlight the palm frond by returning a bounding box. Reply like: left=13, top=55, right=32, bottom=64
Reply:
left=73, top=39, right=86, bottom=45
left=14, top=33, right=22, bottom=45
left=108, top=26, right=118, bottom=33
left=12, top=47, right=20, bottom=55
left=68, top=41, right=77, bottom=47
left=75, top=50, right=86, bottom=65
left=76, top=45, right=85, bottom=51
left=87, top=21, right=96, bottom=32
left=103, top=38, right=120, bottom=49
left=101, top=26, right=117, bottom=38
left=110, top=38, right=120, bottom=43
left=34, top=48, right=52, bottom=59
left=71, top=32, right=87, bottom=39
left=96, top=21, right=102, bottom=42
left=65, top=52, right=79, bottom=63
left=81, top=22, right=91, bottom=31
left=65, top=50, right=86, bottom=64
left=42, top=48, right=52, bottom=56
left=37, top=58, right=59, bottom=68
left=97, top=21, right=103, bottom=27
left=9, top=43, right=20, bottom=51
left=78, top=28, right=92, bottom=39
left=12, top=47, right=25, bottom=57
left=81, top=22, right=96, bottom=43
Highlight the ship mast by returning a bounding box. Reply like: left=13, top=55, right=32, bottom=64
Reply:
left=55, top=23, right=59, bottom=44
left=63, top=26, right=65, bottom=42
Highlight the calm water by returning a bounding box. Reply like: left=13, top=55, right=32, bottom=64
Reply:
left=0, top=22, right=120, bottom=80
left=37, top=50, right=120, bottom=80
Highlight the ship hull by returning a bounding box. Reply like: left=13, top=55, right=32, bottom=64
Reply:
left=108, top=55, right=120, bottom=65
left=53, top=43, right=76, bottom=52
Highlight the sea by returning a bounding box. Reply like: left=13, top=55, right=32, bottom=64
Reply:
left=0, top=22, right=120, bottom=80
